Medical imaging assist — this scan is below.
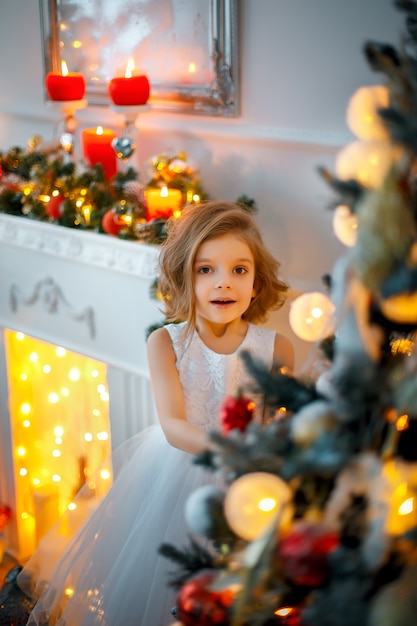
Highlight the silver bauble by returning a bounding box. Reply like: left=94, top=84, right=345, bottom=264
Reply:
left=112, top=136, right=136, bottom=160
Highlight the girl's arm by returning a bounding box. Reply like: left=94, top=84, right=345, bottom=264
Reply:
left=146, top=326, right=209, bottom=455
left=273, top=332, right=295, bottom=376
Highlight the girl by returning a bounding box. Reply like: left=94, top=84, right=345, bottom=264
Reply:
left=18, top=201, right=294, bottom=626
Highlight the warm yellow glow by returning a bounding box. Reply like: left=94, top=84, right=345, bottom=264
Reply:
left=193, top=194, right=200, bottom=203
left=396, top=414, right=409, bottom=432
left=125, top=58, right=135, bottom=78
left=65, top=588, right=74, bottom=598
left=173, top=209, right=182, bottom=219
left=100, top=392, right=110, bottom=402
left=68, top=502, right=77, bottom=511
left=97, top=431, right=108, bottom=441
left=69, top=367, right=81, bottom=381
left=100, top=470, right=111, bottom=480
left=275, top=607, right=294, bottom=617
left=188, top=61, right=196, bottom=73
left=96, top=126, right=104, bottom=136
left=72, top=40, right=82, bottom=49
left=258, top=497, right=277, bottom=512
left=97, top=384, right=106, bottom=393
left=61, top=60, right=69, bottom=76
left=4, top=328, right=112, bottom=556
left=399, top=497, right=414, bottom=516
left=311, top=307, right=323, bottom=319
left=52, top=189, right=60, bottom=197
left=84, top=432, right=93, bottom=442
left=160, top=186, right=168, bottom=198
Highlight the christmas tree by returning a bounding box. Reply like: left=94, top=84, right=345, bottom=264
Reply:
left=160, top=2, right=417, bottom=625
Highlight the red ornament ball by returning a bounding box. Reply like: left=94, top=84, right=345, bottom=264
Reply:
left=176, top=570, right=233, bottom=626
left=0, top=504, right=12, bottom=531
left=102, top=209, right=125, bottom=236
left=46, top=194, right=65, bottom=220
left=278, top=520, right=339, bottom=587
left=220, top=393, right=255, bottom=434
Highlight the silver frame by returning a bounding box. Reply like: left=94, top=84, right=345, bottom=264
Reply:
left=40, top=0, right=239, bottom=117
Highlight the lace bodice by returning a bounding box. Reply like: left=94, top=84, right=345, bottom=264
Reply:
left=165, top=322, right=276, bottom=431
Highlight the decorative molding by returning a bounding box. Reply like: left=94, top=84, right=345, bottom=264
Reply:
left=10, top=276, right=96, bottom=338
left=0, top=214, right=160, bottom=280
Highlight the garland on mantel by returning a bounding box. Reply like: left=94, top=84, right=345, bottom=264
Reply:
left=0, top=140, right=256, bottom=246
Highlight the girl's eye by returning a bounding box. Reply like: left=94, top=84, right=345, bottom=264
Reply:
left=197, top=266, right=211, bottom=274
left=234, top=267, right=247, bottom=274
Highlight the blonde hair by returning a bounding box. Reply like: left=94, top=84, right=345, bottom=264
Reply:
left=158, top=201, right=288, bottom=336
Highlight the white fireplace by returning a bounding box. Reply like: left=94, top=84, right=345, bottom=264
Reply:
left=0, top=214, right=164, bottom=559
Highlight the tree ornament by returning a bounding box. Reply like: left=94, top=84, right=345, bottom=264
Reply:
left=224, top=472, right=292, bottom=541
left=0, top=504, right=12, bottom=530
left=332, top=204, right=358, bottom=247
left=176, top=570, right=233, bottom=626
left=346, top=85, right=390, bottom=141
left=289, top=292, right=336, bottom=342
left=112, top=136, right=136, bottom=161
left=101, top=208, right=126, bottom=236
left=335, top=140, right=398, bottom=189
left=46, top=194, right=65, bottom=220
left=219, top=392, right=255, bottom=434
left=185, top=485, right=232, bottom=541
left=278, top=520, right=339, bottom=587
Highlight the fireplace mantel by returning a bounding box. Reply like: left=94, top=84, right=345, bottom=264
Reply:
left=0, top=214, right=163, bottom=375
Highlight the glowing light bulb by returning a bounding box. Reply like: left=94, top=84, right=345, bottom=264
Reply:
left=16, top=332, right=25, bottom=341
left=398, top=497, right=414, bottom=516
left=97, top=384, right=106, bottom=393
left=52, top=474, right=62, bottom=482
left=100, top=391, right=109, bottom=402
left=17, top=446, right=26, bottom=457
left=43, top=364, right=52, bottom=374
left=100, top=469, right=111, bottom=480
left=69, top=367, right=81, bottom=381
left=68, top=503, right=77, bottom=511
left=61, top=387, right=69, bottom=397
left=52, top=449, right=62, bottom=457
left=84, top=432, right=93, bottom=442
left=19, top=468, right=28, bottom=477
left=22, top=420, right=31, bottom=428
left=91, top=370, right=99, bottom=378
left=29, top=352, right=38, bottom=362
left=48, top=392, right=59, bottom=404
left=20, top=403, right=31, bottom=415
left=33, top=478, right=40, bottom=486
left=20, top=373, right=28, bottom=381
left=54, top=426, right=64, bottom=437
left=56, top=347, right=67, bottom=357
left=97, top=431, right=109, bottom=441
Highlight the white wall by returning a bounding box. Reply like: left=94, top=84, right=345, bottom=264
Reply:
left=0, top=0, right=404, bottom=372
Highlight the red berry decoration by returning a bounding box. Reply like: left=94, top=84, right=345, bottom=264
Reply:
left=0, top=504, right=12, bottom=531
left=220, top=392, right=255, bottom=434
left=278, top=520, right=339, bottom=587
left=176, top=570, right=233, bottom=626
left=46, top=194, right=65, bottom=220
left=102, top=209, right=125, bottom=236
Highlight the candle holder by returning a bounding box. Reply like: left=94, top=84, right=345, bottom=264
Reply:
left=47, top=98, right=88, bottom=159
left=110, top=104, right=151, bottom=169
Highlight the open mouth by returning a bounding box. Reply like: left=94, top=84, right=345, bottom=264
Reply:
left=211, top=299, right=236, bottom=306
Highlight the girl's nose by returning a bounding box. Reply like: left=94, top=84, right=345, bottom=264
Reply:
left=215, top=271, right=231, bottom=288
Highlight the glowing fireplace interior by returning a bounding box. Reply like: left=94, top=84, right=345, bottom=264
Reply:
left=0, top=214, right=162, bottom=560
left=4, top=329, right=112, bottom=557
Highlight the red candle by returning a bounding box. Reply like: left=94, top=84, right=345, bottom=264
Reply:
left=81, top=126, right=117, bottom=180
left=108, top=58, right=150, bottom=106
left=145, top=186, right=183, bottom=221
left=46, top=60, right=86, bottom=101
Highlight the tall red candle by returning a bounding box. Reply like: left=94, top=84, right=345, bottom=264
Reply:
left=108, top=58, right=150, bottom=106
left=46, top=61, right=86, bottom=101
left=81, top=126, right=117, bottom=180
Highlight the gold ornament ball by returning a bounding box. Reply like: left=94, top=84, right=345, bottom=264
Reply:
left=223, top=471, right=291, bottom=541
left=346, top=85, right=390, bottom=141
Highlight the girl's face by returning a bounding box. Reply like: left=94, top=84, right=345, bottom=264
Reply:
left=193, top=233, right=257, bottom=326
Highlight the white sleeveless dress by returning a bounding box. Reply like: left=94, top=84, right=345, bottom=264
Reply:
left=18, top=322, right=276, bottom=626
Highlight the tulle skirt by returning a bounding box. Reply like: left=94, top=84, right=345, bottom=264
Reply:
left=17, top=425, right=218, bottom=626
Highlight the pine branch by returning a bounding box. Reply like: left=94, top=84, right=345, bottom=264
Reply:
left=159, top=536, right=218, bottom=589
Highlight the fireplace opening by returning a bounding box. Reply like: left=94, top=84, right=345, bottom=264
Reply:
left=3, top=329, right=112, bottom=559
